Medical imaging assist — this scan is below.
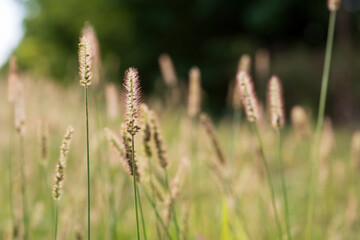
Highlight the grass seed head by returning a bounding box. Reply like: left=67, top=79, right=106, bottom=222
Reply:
left=14, top=79, right=26, bottom=135
left=328, top=0, right=342, bottom=12
left=7, top=56, right=19, bottom=103
left=53, top=125, right=74, bottom=201
left=268, top=76, right=285, bottom=129
left=187, top=67, right=201, bottom=118
left=78, top=36, right=93, bottom=87
left=291, top=105, right=310, bottom=140
left=150, top=110, right=168, bottom=169
left=351, top=131, right=360, bottom=169
left=38, top=120, right=49, bottom=162
left=124, top=67, right=141, bottom=136
left=105, top=83, right=120, bottom=120
left=159, top=53, right=178, bottom=88
left=237, top=71, right=259, bottom=122
left=140, top=104, right=152, bottom=159
left=237, top=54, right=251, bottom=73
left=120, top=123, right=140, bottom=181
left=200, top=113, right=226, bottom=165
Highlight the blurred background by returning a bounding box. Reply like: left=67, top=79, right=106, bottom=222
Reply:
left=1, top=0, right=360, bottom=123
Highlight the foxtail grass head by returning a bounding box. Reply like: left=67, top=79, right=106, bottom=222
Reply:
left=328, top=0, right=341, bottom=12
left=291, top=106, right=310, bottom=140
left=121, top=123, right=140, bottom=180
left=124, top=67, right=141, bottom=136
left=81, top=22, right=102, bottom=85
left=7, top=56, right=18, bottom=104
left=53, top=125, right=74, bottom=201
left=38, top=120, right=49, bottom=162
left=140, top=104, right=152, bottom=159
left=187, top=67, right=201, bottom=118
left=159, top=53, right=178, bottom=88
left=268, top=76, right=285, bottom=129
left=105, top=83, right=120, bottom=120
left=150, top=110, right=168, bottom=169
left=236, top=71, right=259, bottom=122
left=14, top=79, right=25, bottom=135
left=237, top=54, right=251, bottom=73
left=78, top=36, right=93, bottom=87
left=200, top=113, right=226, bottom=165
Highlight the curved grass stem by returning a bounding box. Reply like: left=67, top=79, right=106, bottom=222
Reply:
left=165, top=171, right=181, bottom=240
left=305, top=11, right=337, bottom=240
left=137, top=186, right=147, bottom=240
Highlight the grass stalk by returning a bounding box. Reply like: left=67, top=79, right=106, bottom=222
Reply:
left=165, top=171, right=181, bottom=240
left=137, top=186, right=147, bottom=240
left=305, top=11, right=337, bottom=239
left=253, top=123, right=282, bottom=239
left=141, top=186, right=173, bottom=240
left=230, top=108, right=241, bottom=162
left=85, top=87, right=91, bottom=240
left=8, top=107, right=14, bottom=229
left=277, top=130, right=291, bottom=239
left=149, top=158, right=162, bottom=239
left=19, top=134, right=29, bottom=240
left=131, top=135, right=141, bottom=240
left=54, top=202, right=59, bottom=240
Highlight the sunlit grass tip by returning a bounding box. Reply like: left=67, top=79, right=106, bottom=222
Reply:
left=236, top=71, right=259, bottom=122
left=268, top=76, right=285, bottom=129
left=124, top=67, right=141, bottom=136
left=78, top=36, right=93, bottom=87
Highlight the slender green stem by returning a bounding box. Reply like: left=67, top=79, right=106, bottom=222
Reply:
left=149, top=159, right=162, bottom=240
left=141, top=186, right=173, bottom=240
left=85, top=87, right=91, bottom=240
left=54, top=202, right=58, bottom=240
left=165, top=171, right=181, bottom=240
left=305, top=11, right=337, bottom=240
left=277, top=130, right=291, bottom=240
left=253, top=123, right=282, bottom=239
left=137, top=186, right=147, bottom=240
left=131, top=136, right=141, bottom=240
left=19, top=134, right=29, bottom=240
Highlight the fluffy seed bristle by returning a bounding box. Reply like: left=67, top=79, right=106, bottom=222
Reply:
left=268, top=76, right=285, bottom=129
left=328, top=0, right=341, bottom=12
left=78, top=36, right=93, bottom=87
left=105, top=83, right=120, bottom=120
left=187, top=67, right=201, bottom=118
left=124, top=67, right=141, bottom=136
left=236, top=71, right=259, bottom=122
left=121, top=123, right=140, bottom=180
left=237, top=54, right=251, bottom=73
left=7, top=56, right=18, bottom=103
left=200, top=113, right=226, bottom=165
left=53, top=125, right=74, bottom=201
left=14, top=79, right=26, bottom=135
left=140, top=104, right=152, bottom=159
left=159, top=53, right=178, bottom=88
left=150, top=111, right=168, bottom=169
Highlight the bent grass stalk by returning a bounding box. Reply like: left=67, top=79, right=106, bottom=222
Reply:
left=141, top=186, right=173, bottom=240
left=136, top=186, right=147, bottom=240
left=253, top=123, right=282, bottom=239
left=305, top=10, right=337, bottom=239
left=165, top=171, right=181, bottom=240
